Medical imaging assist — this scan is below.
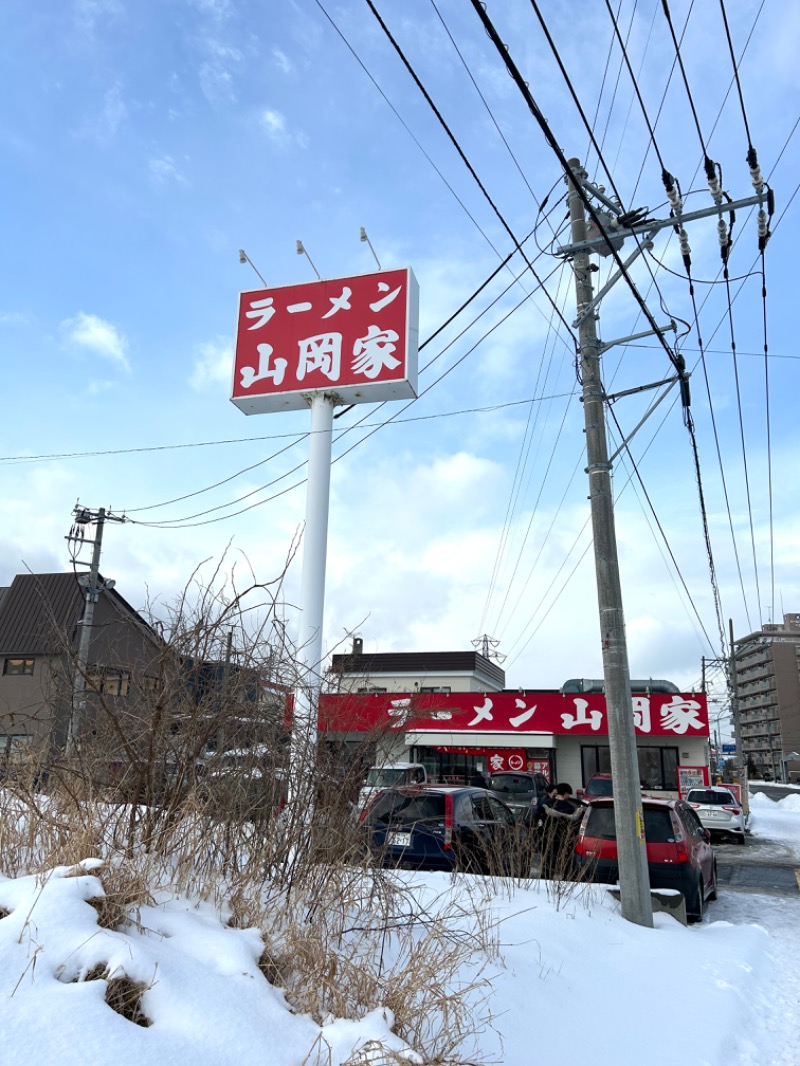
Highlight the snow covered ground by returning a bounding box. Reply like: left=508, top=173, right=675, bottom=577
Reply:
left=1, top=792, right=798, bottom=1066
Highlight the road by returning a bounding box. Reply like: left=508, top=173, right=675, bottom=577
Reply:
left=714, top=783, right=800, bottom=897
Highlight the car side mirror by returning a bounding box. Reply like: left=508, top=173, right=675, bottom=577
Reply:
left=703, top=829, right=711, bottom=842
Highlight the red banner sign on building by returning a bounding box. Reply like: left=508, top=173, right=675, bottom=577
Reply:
left=231, top=267, right=419, bottom=415
left=319, top=690, right=710, bottom=739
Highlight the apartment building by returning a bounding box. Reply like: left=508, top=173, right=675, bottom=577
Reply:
left=734, top=612, right=800, bottom=782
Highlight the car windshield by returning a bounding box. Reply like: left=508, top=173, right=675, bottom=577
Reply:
left=488, top=774, right=534, bottom=794
left=686, top=789, right=735, bottom=806
left=365, top=768, right=413, bottom=788
left=585, top=806, right=676, bottom=843
left=586, top=777, right=613, bottom=796
left=368, top=792, right=445, bottom=825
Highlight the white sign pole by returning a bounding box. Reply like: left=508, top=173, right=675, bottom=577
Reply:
left=289, top=391, right=336, bottom=804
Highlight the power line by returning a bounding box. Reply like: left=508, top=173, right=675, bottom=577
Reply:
left=479, top=265, right=577, bottom=634
left=469, top=0, right=687, bottom=386
left=428, top=0, right=543, bottom=210
left=364, top=0, right=577, bottom=343
left=310, top=0, right=510, bottom=265
left=605, top=403, right=717, bottom=653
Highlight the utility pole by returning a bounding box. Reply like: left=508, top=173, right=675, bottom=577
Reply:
left=565, top=158, right=653, bottom=928
left=558, top=144, right=769, bottom=925
left=65, top=504, right=125, bottom=754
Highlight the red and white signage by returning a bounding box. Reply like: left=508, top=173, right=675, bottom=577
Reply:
left=231, top=267, right=419, bottom=414
left=677, top=764, right=710, bottom=799
left=436, top=746, right=533, bottom=774
left=319, top=690, right=710, bottom=739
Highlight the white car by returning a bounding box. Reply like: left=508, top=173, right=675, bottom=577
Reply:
left=685, top=786, right=746, bottom=844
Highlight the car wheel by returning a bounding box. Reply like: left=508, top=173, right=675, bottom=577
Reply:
left=687, top=876, right=705, bottom=923
left=708, top=860, right=718, bottom=902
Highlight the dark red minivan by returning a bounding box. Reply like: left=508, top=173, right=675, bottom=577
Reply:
left=574, top=796, right=718, bottom=922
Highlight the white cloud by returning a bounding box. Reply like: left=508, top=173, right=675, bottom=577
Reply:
left=62, top=312, right=131, bottom=372
left=187, top=0, right=233, bottom=20
left=190, top=337, right=233, bottom=392
left=86, top=379, right=115, bottom=396
left=73, top=0, right=123, bottom=34
left=198, top=40, right=242, bottom=105
left=272, top=48, right=293, bottom=75
left=102, top=84, right=127, bottom=136
left=259, top=108, right=307, bottom=150
left=261, top=109, right=285, bottom=137
left=149, top=154, right=187, bottom=186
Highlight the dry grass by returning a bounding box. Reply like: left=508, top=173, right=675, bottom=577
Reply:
left=105, top=973, right=152, bottom=1027
left=0, top=780, right=502, bottom=1064
left=63, top=962, right=152, bottom=1027
left=0, top=565, right=510, bottom=1065
left=87, top=860, right=155, bottom=930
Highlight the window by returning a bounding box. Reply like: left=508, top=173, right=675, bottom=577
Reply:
left=356, top=686, right=387, bottom=693
left=685, top=789, right=735, bottom=806
left=3, top=658, right=34, bottom=676
left=678, top=804, right=706, bottom=837
left=581, top=744, right=679, bottom=791
left=419, top=686, right=451, bottom=693
left=368, top=792, right=444, bottom=825
left=585, top=806, right=677, bottom=844
left=87, top=667, right=131, bottom=697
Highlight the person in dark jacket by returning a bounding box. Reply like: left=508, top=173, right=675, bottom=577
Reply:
left=469, top=766, right=488, bottom=788
left=539, top=783, right=584, bottom=880
left=523, top=782, right=557, bottom=830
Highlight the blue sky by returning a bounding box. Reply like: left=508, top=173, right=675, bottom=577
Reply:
left=1, top=0, right=797, bottom=706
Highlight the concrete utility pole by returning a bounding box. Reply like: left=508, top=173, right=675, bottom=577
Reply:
left=566, top=159, right=654, bottom=928
left=66, top=505, right=125, bottom=754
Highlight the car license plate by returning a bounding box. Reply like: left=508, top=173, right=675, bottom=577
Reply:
left=389, top=831, right=411, bottom=848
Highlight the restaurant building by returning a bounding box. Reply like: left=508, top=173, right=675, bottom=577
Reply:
left=321, top=645, right=710, bottom=797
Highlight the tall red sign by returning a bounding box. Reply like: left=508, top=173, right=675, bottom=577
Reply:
left=231, top=267, right=419, bottom=415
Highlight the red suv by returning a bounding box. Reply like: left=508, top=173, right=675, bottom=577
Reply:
left=577, top=773, right=614, bottom=800
left=574, top=797, right=718, bottom=922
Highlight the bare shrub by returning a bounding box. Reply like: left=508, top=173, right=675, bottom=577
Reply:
left=0, top=557, right=505, bottom=1065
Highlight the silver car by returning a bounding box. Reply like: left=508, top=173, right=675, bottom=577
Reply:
left=486, top=771, right=550, bottom=822
left=685, top=786, right=746, bottom=844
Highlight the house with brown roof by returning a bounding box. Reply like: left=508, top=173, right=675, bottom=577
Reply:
left=0, top=572, right=166, bottom=770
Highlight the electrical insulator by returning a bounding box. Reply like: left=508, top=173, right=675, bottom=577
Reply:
left=757, top=209, right=770, bottom=251
left=679, top=228, right=691, bottom=258
left=750, top=162, right=764, bottom=195
left=717, top=218, right=730, bottom=260
left=666, top=184, right=683, bottom=215
left=708, top=172, right=723, bottom=205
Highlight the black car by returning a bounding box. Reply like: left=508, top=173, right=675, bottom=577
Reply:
left=486, top=771, right=550, bottom=822
left=361, top=785, right=522, bottom=874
